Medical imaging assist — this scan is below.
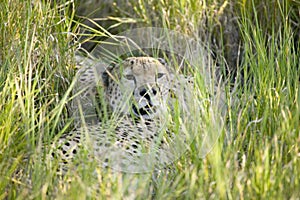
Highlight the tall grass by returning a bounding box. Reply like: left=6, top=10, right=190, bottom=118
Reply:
left=0, top=1, right=76, bottom=198
left=0, top=0, right=299, bottom=199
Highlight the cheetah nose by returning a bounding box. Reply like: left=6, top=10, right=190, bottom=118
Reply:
left=139, top=88, right=150, bottom=101
left=152, top=88, right=157, bottom=95
left=139, top=88, right=157, bottom=96
left=139, top=88, right=146, bottom=96
left=139, top=88, right=157, bottom=100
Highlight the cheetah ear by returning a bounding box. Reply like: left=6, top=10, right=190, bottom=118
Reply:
left=102, top=70, right=110, bottom=88
left=102, top=63, right=117, bottom=88
left=157, top=58, right=167, bottom=66
left=158, top=57, right=172, bottom=73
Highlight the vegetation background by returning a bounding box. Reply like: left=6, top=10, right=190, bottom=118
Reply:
left=0, top=0, right=299, bottom=199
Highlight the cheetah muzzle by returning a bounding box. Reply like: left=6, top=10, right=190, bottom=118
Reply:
left=132, top=86, right=160, bottom=119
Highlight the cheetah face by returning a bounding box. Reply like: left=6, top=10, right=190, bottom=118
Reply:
left=105, top=57, right=171, bottom=120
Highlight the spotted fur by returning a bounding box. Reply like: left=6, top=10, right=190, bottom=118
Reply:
left=52, top=56, right=194, bottom=173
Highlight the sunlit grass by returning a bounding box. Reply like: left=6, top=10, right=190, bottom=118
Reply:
left=0, top=0, right=299, bottom=199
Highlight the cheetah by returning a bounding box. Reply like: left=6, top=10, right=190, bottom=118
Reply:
left=52, top=56, right=197, bottom=173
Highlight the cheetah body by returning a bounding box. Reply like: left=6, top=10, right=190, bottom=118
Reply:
left=54, top=56, right=194, bottom=172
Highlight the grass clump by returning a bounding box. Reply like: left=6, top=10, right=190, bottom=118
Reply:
left=0, top=0, right=76, bottom=198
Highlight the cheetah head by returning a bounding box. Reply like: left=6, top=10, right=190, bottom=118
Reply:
left=104, top=57, right=171, bottom=120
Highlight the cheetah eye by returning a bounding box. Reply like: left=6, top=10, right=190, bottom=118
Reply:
left=156, top=73, right=165, bottom=79
left=124, top=74, right=135, bottom=80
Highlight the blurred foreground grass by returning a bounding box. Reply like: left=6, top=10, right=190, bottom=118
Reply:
left=0, top=0, right=299, bottom=199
